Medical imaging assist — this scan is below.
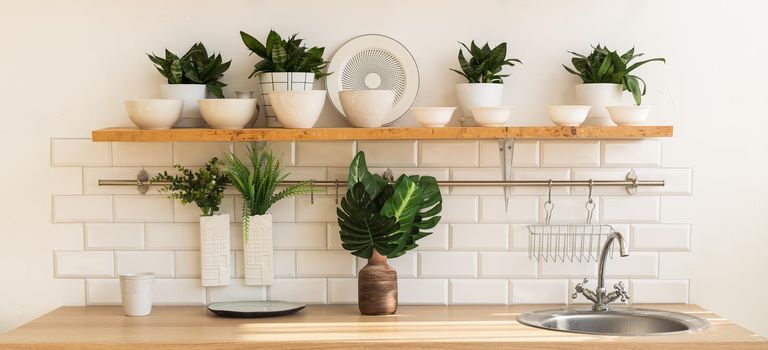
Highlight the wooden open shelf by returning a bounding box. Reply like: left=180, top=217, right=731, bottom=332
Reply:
left=92, top=125, right=673, bottom=142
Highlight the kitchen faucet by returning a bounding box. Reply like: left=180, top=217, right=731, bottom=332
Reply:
left=571, top=231, right=630, bottom=311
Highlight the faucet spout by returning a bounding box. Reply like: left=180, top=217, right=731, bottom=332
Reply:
left=597, top=231, right=627, bottom=291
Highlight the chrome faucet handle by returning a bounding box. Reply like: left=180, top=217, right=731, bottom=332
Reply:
left=613, top=281, right=630, bottom=302
left=572, top=278, right=589, bottom=299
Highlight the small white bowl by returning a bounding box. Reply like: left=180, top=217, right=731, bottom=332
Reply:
left=606, top=106, right=651, bottom=126
left=470, top=106, right=512, bottom=126
left=199, top=99, right=258, bottom=129
left=269, top=90, right=326, bottom=129
left=411, top=107, right=456, bottom=127
left=339, top=90, right=395, bottom=128
left=124, top=99, right=182, bottom=130
left=547, top=105, right=591, bottom=126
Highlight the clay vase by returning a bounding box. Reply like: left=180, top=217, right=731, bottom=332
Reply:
left=358, top=251, right=398, bottom=315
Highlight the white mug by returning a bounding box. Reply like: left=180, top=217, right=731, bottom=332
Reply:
left=119, top=273, right=155, bottom=317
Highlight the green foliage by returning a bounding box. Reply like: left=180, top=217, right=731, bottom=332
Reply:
left=152, top=158, right=229, bottom=217
left=147, top=42, right=231, bottom=98
left=337, top=152, right=443, bottom=259
left=240, top=30, right=330, bottom=79
left=449, top=41, right=521, bottom=83
left=563, top=44, right=665, bottom=105
left=224, top=143, right=316, bottom=239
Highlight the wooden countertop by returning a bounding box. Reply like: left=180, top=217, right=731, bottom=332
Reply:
left=0, top=304, right=765, bottom=349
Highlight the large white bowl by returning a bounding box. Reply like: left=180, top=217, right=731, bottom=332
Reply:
left=470, top=106, right=512, bottom=126
left=547, top=105, right=591, bottom=126
left=411, top=107, right=456, bottom=127
left=269, top=90, right=326, bottom=129
left=124, top=99, right=182, bottom=130
left=199, top=99, right=258, bottom=129
left=339, top=90, right=395, bottom=128
left=606, top=105, right=651, bottom=126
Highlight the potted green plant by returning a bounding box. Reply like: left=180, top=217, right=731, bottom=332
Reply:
left=337, top=152, right=443, bottom=315
left=240, top=30, right=330, bottom=127
left=450, top=41, right=521, bottom=125
left=563, top=45, right=665, bottom=125
left=148, top=42, right=231, bottom=127
left=152, top=158, right=231, bottom=287
left=224, top=143, right=315, bottom=286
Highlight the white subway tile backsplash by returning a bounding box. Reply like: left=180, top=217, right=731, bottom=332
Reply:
left=51, top=224, right=86, bottom=251
left=53, top=195, right=113, bottom=223
left=274, top=251, right=296, bottom=277
left=269, top=278, right=327, bottom=304
left=116, top=251, right=175, bottom=277
left=631, top=224, right=690, bottom=251
left=511, top=279, right=569, bottom=304
left=374, top=251, right=417, bottom=278
left=399, top=279, right=448, bottom=305
left=630, top=280, right=689, bottom=303
left=174, top=251, right=201, bottom=278
left=328, top=278, right=357, bottom=304
left=541, top=141, right=600, bottom=167
left=604, top=252, right=658, bottom=278
left=55, top=251, right=114, bottom=277
left=420, top=141, right=478, bottom=167
left=174, top=196, right=235, bottom=223
left=153, top=279, right=206, bottom=304
left=296, top=141, right=355, bottom=166
left=146, top=223, right=199, bottom=250
left=86, top=279, right=120, bottom=305
left=479, top=252, right=537, bottom=278
left=602, top=140, right=662, bottom=167
left=54, top=279, right=87, bottom=306
left=86, top=223, right=144, bottom=250
left=283, top=167, right=327, bottom=181
left=415, top=224, right=449, bottom=250
left=450, top=168, right=502, bottom=195
left=326, top=223, right=343, bottom=250
left=479, top=140, right=539, bottom=167
left=571, top=168, right=631, bottom=195
left=450, top=279, right=509, bottom=305
left=440, top=196, right=479, bottom=223
left=512, top=168, right=571, bottom=195
left=207, top=279, right=267, bottom=303
left=540, top=260, right=596, bottom=278
left=112, top=142, right=172, bottom=166
left=274, top=223, right=326, bottom=250
left=296, top=196, right=337, bottom=222
left=479, top=196, right=539, bottom=223
left=451, top=224, right=509, bottom=250
left=297, top=251, right=356, bottom=277
left=419, top=252, right=477, bottom=277
left=172, top=142, right=232, bottom=166
left=114, top=196, right=173, bottom=222
left=601, top=197, right=660, bottom=223
left=51, top=139, right=111, bottom=166
left=50, top=167, right=83, bottom=195
left=357, top=140, right=418, bottom=166
left=510, top=225, right=531, bottom=250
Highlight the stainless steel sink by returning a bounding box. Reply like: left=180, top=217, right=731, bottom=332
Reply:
left=517, top=307, right=710, bottom=336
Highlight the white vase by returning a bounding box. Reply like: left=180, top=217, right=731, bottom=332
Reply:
left=574, top=83, right=624, bottom=126
left=257, top=72, right=315, bottom=128
left=244, top=214, right=273, bottom=286
left=456, top=83, right=504, bottom=126
left=159, top=84, right=207, bottom=128
left=199, top=214, right=231, bottom=287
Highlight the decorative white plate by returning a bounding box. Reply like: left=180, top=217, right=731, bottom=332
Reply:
left=327, top=34, right=420, bottom=126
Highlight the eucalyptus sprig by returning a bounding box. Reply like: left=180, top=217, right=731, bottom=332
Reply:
left=450, top=41, right=521, bottom=83
left=152, top=158, right=229, bottom=217
left=147, top=42, right=231, bottom=98
left=240, top=30, right=330, bottom=79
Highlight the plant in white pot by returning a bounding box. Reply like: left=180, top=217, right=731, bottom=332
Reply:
left=152, top=158, right=231, bottom=287
left=240, top=30, right=330, bottom=128
left=564, top=45, right=665, bottom=125
left=450, top=41, right=521, bottom=126
left=224, top=144, right=315, bottom=286
left=148, top=43, right=231, bottom=127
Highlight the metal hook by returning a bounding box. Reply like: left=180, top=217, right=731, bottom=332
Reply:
left=585, top=179, right=596, bottom=224
left=334, top=179, right=340, bottom=204
left=544, top=179, right=554, bottom=225
left=310, top=181, right=315, bottom=205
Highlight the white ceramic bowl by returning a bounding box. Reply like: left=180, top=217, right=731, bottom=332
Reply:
left=606, top=105, right=651, bottom=126
left=470, top=106, right=512, bottom=126
left=124, top=99, right=183, bottom=130
left=269, top=90, right=326, bottom=129
left=199, top=99, right=258, bottom=129
left=411, top=107, right=456, bottom=127
left=339, top=90, right=395, bottom=128
left=547, top=105, right=591, bottom=126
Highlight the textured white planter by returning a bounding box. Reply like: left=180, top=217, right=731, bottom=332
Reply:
left=199, top=214, right=231, bottom=287
left=257, top=72, right=315, bottom=128
left=119, top=273, right=154, bottom=317
left=244, top=214, right=274, bottom=286
left=574, top=83, right=624, bottom=126
left=160, top=84, right=207, bottom=128
left=455, top=83, right=503, bottom=126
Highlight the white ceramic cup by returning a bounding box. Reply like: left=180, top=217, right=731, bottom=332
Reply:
left=119, top=273, right=155, bottom=317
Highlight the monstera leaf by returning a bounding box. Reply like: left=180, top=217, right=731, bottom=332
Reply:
left=337, top=183, right=401, bottom=258
left=380, top=175, right=423, bottom=257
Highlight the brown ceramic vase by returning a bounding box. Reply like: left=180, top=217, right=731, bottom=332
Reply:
left=357, top=251, right=398, bottom=315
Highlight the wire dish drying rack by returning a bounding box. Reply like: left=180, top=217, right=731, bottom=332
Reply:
left=528, top=180, right=617, bottom=263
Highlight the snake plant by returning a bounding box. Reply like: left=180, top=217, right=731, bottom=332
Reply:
left=450, top=41, right=522, bottom=83
left=240, top=30, right=330, bottom=79
left=147, top=42, right=231, bottom=98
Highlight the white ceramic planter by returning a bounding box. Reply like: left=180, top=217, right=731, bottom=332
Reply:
left=199, top=214, right=231, bottom=287
left=574, top=83, right=623, bottom=126
left=119, top=273, right=154, bottom=317
left=244, top=214, right=274, bottom=286
left=258, top=72, right=315, bottom=128
left=455, top=83, right=504, bottom=126
left=159, top=84, right=207, bottom=128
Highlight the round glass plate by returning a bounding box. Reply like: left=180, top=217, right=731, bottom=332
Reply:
left=207, top=301, right=306, bottom=318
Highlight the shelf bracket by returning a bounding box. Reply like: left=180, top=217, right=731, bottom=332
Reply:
left=498, top=138, right=515, bottom=212
left=625, top=170, right=639, bottom=195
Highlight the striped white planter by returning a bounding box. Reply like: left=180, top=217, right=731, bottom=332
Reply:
left=199, top=214, right=231, bottom=287
left=257, top=72, right=315, bottom=127
left=244, top=214, right=274, bottom=286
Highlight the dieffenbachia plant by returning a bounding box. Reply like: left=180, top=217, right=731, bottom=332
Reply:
left=563, top=45, right=665, bottom=105
left=147, top=42, right=231, bottom=98
left=337, top=152, right=443, bottom=259
left=152, top=158, right=229, bottom=216
left=450, top=41, right=522, bottom=83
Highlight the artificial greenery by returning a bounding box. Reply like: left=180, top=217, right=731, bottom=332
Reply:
left=337, top=152, right=443, bottom=259
left=224, top=143, right=315, bottom=239
left=450, top=41, right=521, bottom=83
left=240, top=30, right=330, bottom=79
left=147, top=42, right=231, bottom=98
left=563, top=45, right=665, bottom=105
left=152, top=158, right=229, bottom=217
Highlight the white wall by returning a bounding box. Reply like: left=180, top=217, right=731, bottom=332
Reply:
left=1, top=0, right=767, bottom=336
